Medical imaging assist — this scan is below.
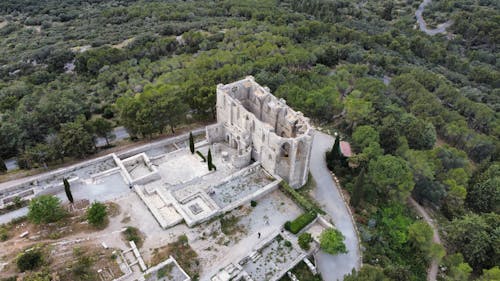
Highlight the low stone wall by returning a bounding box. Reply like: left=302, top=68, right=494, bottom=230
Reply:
left=116, top=127, right=206, bottom=160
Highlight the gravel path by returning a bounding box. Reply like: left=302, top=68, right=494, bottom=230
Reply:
left=310, top=131, right=361, bottom=281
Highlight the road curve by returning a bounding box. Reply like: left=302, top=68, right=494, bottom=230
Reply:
left=416, top=0, right=452, bottom=35
left=409, top=198, right=442, bottom=281
left=310, top=131, right=361, bottom=281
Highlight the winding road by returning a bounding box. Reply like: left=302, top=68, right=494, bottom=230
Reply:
left=416, top=0, right=452, bottom=35
left=310, top=131, right=361, bottom=281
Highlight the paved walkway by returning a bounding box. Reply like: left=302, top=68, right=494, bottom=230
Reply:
left=310, top=131, right=361, bottom=281
left=409, top=198, right=442, bottom=281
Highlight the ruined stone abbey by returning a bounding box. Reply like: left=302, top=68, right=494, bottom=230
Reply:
left=206, top=76, right=314, bottom=188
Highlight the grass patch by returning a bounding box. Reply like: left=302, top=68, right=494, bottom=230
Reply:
left=219, top=215, right=245, bottom=236
left=150, top=235, right=200, bottom=280
left=157, top=263, right=174, bottom=279
left=122, top=226, right=143, bottom=248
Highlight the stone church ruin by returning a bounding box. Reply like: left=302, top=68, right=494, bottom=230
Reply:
left=206, top=76, right=314, bottom=188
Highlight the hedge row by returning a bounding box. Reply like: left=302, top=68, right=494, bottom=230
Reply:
left=284, top=211, right=317, bottom=234
left=279, top=181, right=316, bottom=212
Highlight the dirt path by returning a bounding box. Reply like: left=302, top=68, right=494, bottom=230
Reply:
left=415, top=0, right=452, bottom=35
left=409, top=198, right=442, bottom=281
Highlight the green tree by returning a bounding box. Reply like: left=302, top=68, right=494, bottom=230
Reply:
left=466, top=177, right=500, bottom=214
left=0, top=158, right=6, bottom=173
left=344, top=265, right=389, bottom=281
left=92, top=117, right=114, bottom=146
left=408, top=221, right=443, bottom=262
left=345, top=91, right=373, bottom=129
left=28, top=195, right=66, bottom=224
left=442, top=253, right=472, bottom=281
left=446, top=213, right=499, bottom=271
left=351, top=167, right=365, bottom=208
left=87, top=202, right=107, bottom=228
left=352, top=125, right=379, bottom=152
left=189, top=132, right=195, bottom=154
left=368, top=155, right=414, bottom=200
left=63, top=178, right=74, bottom=203
left=59, top=117, right=95, bottom=158
left=478, top=266, right=500, bottom=281
left=207, top=149, right=213, bottom=171
left=16, top=249, right=43, bottom=272
left=319, top=228, right=347, bottom=255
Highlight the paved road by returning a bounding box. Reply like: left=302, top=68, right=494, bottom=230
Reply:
left=310, top=131, right=361, bottom=281
left=409, top=198, right=442, bottom=281
left=416, top=0, right=452, bottom=35
left=5, top=158, right=18, bottom=171
left=5, top=126, right=130, bottom=171
left=95, top=126, right=130, bottom=147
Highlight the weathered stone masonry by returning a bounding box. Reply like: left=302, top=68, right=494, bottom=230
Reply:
left=206, top=76, right=314, bottom=188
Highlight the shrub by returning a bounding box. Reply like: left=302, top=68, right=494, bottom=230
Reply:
left=123, top=226, right=142, bottom=248
left=196, top=151, right=206, bottom=162
left=284, top=240, right=292, bottom=247
left=0, top=226, right=8, bottom=241
left=298, top=232, right=313, bottom=250
left=250, top=200, right=257, bottom=207
left=320, top=228, right=347, bottom=255
left=279, top=181, right=322, bottom=213
left=17, top=249, right=43, bottom=272
left=286, top=212, right=317, bottom=234
left=87, top=202, right=107, bottom=228
left=28, top=195, right=66, bottom=224
left=189, top=132, right=195, bottom=154
left=284, top=221, right=291, bottom=231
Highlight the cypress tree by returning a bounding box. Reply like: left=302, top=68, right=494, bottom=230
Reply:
left=207, top=149, right=213, bottom=171
left=331, top=133, right=341, bottom=160
left=0, top=158, right=7, bottom=173
left=189, top=132, right=195, bottom=154
left=351, top=167, right=365, bottom=208
left=327, top=133, right=342, bottom=167
left=63, top=178, right=74, bottom=203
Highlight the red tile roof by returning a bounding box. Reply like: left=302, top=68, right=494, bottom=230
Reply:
left=340, top=141, right=352, bottom=157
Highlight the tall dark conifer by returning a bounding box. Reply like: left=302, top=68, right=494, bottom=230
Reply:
left=63, top=178, right=74, bottom=203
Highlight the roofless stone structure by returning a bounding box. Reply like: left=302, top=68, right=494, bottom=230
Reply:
left=206, top=76, right=314, bottom=188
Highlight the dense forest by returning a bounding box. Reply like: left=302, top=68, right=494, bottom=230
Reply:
left=0, top=0, right=498, bottom=280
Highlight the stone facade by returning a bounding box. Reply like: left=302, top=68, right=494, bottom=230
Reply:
left=206, top=76, right=314, bottom=188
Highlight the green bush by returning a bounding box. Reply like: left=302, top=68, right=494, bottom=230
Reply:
left=28, top=195, right=66, bottom=224
left=17, top=249, right=43, bottom=272
left=320, top=228, right=347, bottom=255
left=298, top=232, right=313, bottom=250
left=87, top=202, right=107, bottom=228
left=250, top=200, right=257, bottom=207
left=284, top=240, right=292, bottom=247
left=285, top=212, right=317, bottom=234
left=196, top=151, right=206, bottom=162
left=123, top=226, right=142, bottom=248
